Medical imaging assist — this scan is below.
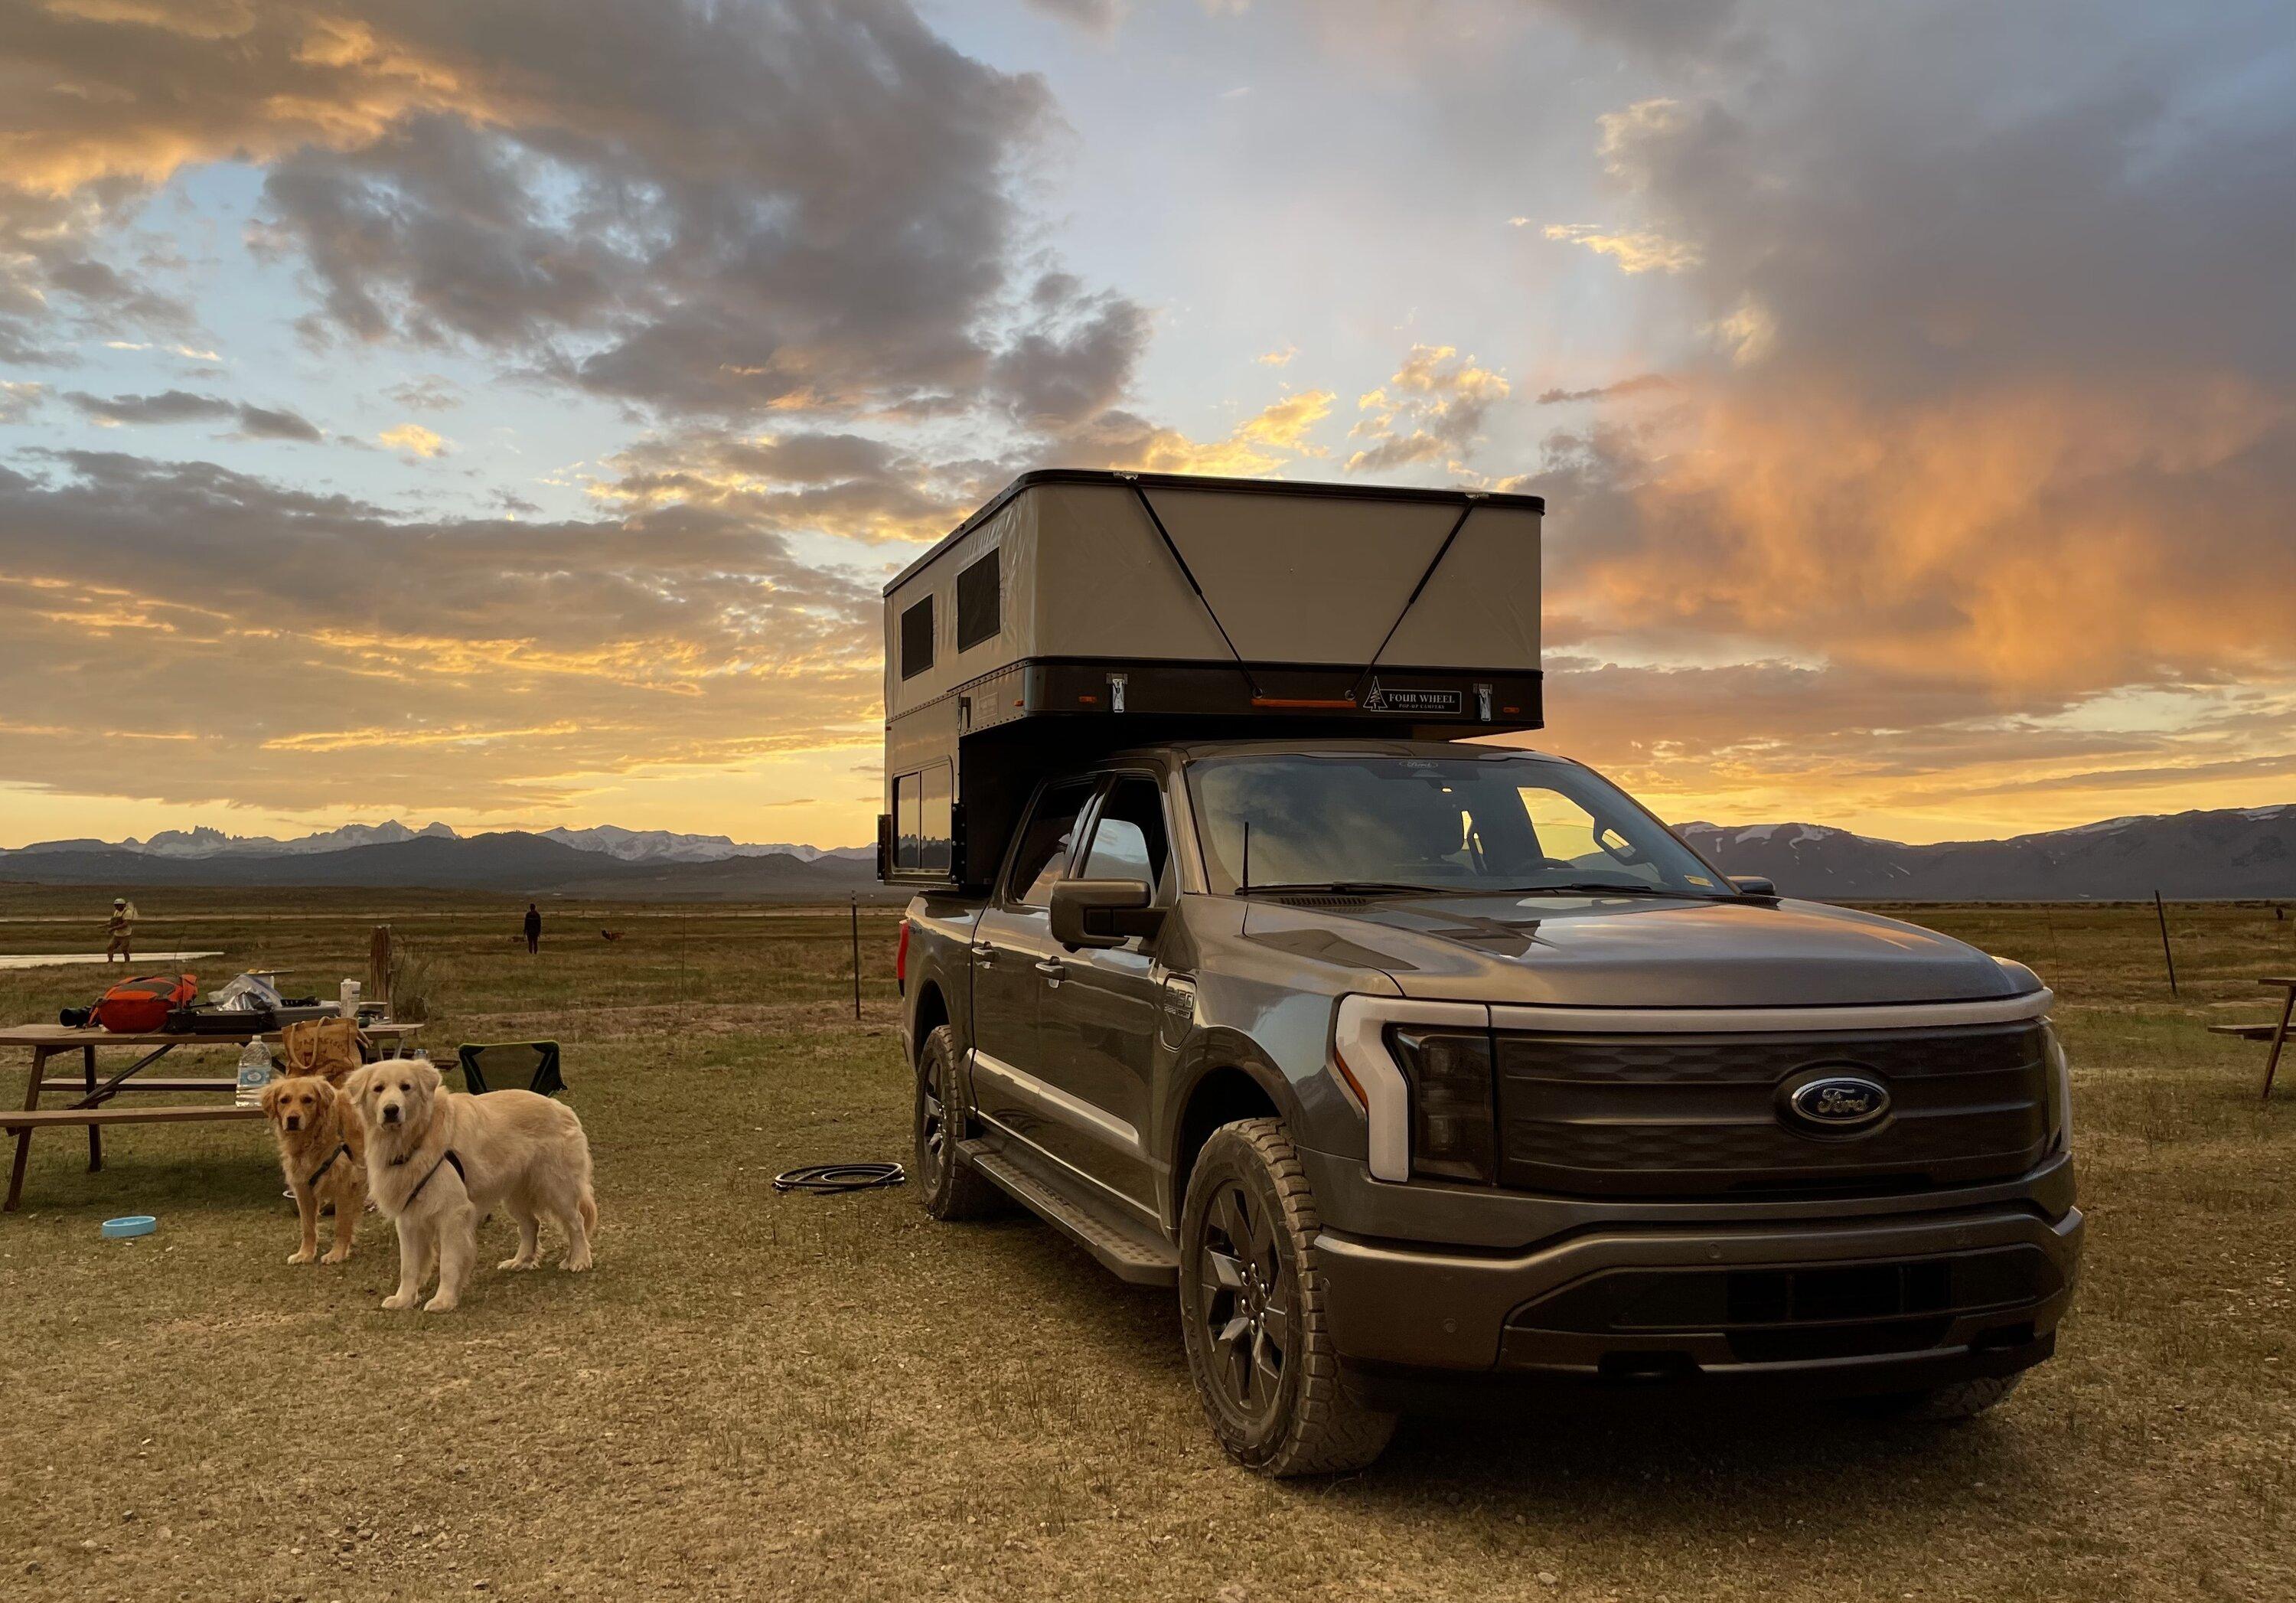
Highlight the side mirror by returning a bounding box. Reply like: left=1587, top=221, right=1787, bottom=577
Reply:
left=1050, top=878, right=1163, bottom=950
left=1729, top=875, right=1779, bottom=898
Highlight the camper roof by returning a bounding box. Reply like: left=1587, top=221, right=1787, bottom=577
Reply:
left=885, top=468, right=1545, bottom=596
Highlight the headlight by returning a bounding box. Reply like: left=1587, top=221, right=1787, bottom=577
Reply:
left=2043, top=1020, right=2073, bottom=1154
left=1388, top=1028, right=1497, bottom=1183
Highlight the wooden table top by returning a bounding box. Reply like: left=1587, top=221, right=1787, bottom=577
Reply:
left=0, top=1021, right=421, bottom=1048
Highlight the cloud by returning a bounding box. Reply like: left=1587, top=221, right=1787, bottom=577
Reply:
left=1023, top=0, right=1127, bottom=34
left=1256, top=344, right=1297, bottom=367
left=0, top=449, right=880, bottom=813
left=383, top=374, right=461, bottom=411
left=1236, top=390, right=1334, bottom=452
left=377, top=422, right=448, bottom=458
left=1061, top=391, right=1347, bottom=478
left=2, top=0, right=1143, bottom=427
left=592, top=428, right=970, bottom=545
left=985, top=273, right=1154, bottom=430
left=1536, top=374, right=1671, bottom=405
left=233, top=403, right=321, bottom=442
left=0, top=381, right=46, bottom=423
left=1452, top=2, right=2296, bottom=831
left=1541, top=221, right=1700, bottom=274
left=60, top=387, right=321, bottom=439
left=1346, top=344, right=1509, bottom=474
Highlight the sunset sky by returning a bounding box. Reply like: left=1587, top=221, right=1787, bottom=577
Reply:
left=2, top=0, right=2291, bottom=850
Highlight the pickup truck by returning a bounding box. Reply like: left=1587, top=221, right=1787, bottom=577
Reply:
left=896, top=737, right=2081, bottom=1474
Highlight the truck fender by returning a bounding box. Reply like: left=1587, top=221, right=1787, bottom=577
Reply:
left=1158, top=1028, right=1302, bottom=1230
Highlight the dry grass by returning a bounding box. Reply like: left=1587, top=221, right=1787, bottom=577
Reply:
left=1, top=889, right=2292, bottom=1601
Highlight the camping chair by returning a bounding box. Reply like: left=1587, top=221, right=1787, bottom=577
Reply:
left=456, top=1040, right=566, bottom=1098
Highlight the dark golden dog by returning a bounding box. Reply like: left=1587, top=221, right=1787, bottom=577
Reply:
left=259, top=1074, right=368, bottom=1265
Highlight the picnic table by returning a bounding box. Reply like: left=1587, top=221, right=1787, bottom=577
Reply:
left=2205, top=976, right=2296, bottom=1101
left=1, top=1020, right=422, bottom=1212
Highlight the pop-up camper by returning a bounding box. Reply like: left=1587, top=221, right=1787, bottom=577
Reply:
left=879, top=470, right=1544, bottom=886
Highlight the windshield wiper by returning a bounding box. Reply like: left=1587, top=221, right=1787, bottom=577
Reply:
left=1240, top=880, right=1449, bottom=897
left=1504, top=881, right=1720, bottom=899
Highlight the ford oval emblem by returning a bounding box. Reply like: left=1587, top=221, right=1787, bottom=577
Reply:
left=1782, top=1072, right=1891, bottom=1134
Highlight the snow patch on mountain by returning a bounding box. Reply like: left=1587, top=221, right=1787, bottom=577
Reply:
left=2, top=818, right=871, bottom=864
left=539, top=826, right=872, bottom=864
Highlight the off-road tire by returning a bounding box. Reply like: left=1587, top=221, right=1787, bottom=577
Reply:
left=915, top=1025, right=1000, bottom=1220
left=1850, top=1373, right=2023, bottom=1422
left=1178, top=1117, right=1397, bottom=1476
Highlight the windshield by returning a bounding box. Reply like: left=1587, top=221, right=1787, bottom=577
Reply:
left=1186, top=752, right=1731, bottom=898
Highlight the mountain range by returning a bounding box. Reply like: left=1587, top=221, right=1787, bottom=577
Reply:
left=1678, top=805, right=2296, bottom=902
left=0, top=822, right=884, bottom=901
left=5, top=819, right=872, bottom=865
left=1, top=805, right=2290, bottom=902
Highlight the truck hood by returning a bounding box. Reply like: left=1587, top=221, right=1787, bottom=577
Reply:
left=1247, top=892, right=2029, bottom=1008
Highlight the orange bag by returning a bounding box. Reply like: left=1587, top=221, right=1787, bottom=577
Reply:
left=91, top=974, right=197, bottom=1033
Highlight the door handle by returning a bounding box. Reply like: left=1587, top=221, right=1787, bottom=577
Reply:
left=1034, top=958, right=1067, bottom=986
left=970, top=941, right=997, bottom=964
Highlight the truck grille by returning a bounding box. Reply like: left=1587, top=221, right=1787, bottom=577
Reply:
left=1492, top=1021, right=2052, bottom=1199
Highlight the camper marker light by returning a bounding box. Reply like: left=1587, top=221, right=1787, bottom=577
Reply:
left=895, top=919, right=910, bottom=991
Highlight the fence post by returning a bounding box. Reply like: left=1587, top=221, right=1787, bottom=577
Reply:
left=851, top=894, right=863, bottom=1020
left=369, top=924, right=393, bottom=1012
left=2154, top=890, right=2178, bottom=997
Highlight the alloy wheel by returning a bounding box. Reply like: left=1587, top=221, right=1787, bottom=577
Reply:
left=918, top=1058, right=947, bottom=1185
left=1197, top=1179, right=1291, bottom=1422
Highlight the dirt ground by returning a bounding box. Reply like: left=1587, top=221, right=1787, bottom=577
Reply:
left=1, top=888, right=2291, bottom=1601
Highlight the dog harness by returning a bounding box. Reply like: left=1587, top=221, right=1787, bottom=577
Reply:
left=303, top=1142, right=352, bottom=1190
left=397, top=1148, right=467, bottom=1204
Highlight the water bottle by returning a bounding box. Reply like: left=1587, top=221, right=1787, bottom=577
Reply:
left=234, top=1040, right=274, bottom=1108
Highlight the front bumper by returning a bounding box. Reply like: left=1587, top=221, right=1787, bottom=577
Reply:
left=1316, top=1197, right=2082, bottom=1393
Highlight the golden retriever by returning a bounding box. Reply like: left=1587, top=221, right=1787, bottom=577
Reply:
left=259, top=1075, right=368, bottom=1265
left=349, top=1057, right=597, bottom=1312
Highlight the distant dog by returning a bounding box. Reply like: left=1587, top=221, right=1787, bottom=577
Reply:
left=259, top=1075, right=368, bottom=1265
left=349, top=1058, right=597, bottom=1313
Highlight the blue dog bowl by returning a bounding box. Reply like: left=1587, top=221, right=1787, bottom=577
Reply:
left=100, top=1215, right=156, bottom=1239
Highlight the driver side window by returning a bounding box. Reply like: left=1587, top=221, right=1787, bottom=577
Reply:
left=1006, top=782, right=1094, bottom=909
left=1078, top=777, right=1172, bottom=901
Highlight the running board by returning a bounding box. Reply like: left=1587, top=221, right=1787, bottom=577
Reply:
left=957, top=1138, right=1179, bottom=1287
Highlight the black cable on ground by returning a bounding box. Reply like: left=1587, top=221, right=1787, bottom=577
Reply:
left=771, top=1161, right=906, bottom=1194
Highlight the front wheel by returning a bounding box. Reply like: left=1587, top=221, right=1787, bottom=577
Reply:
left=914, top=1026, right=1000, bottom=1220
left=1178, top=1118, right=1396, bottom=1475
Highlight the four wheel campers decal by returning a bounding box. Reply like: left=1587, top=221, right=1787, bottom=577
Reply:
left=1359, top=680, right=1463, bottom=714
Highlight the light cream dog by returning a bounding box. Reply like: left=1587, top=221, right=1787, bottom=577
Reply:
left=350, top=1058, right=597, bottom=1312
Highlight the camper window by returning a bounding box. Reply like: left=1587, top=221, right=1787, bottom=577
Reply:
left=893, top=772, right=922, bottom=870
left=956, top=552, right=1000, bottom=652
left=890, top=764, right=954, bottom=874
left=900, top=596, right=935, bottom=680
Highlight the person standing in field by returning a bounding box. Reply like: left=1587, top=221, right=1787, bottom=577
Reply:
left=106, top=897, right=135, bottom=962
left=523, top=902, right=543, bottom=955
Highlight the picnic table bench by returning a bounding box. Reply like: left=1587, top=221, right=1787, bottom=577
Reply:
left=2205, top=976, right=2296, bottom=1101
left=2, top=1020, right=422, bottom=1212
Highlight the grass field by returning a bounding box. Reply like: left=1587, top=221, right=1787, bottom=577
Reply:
left=2, top=887, right=2293, bottom=1601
